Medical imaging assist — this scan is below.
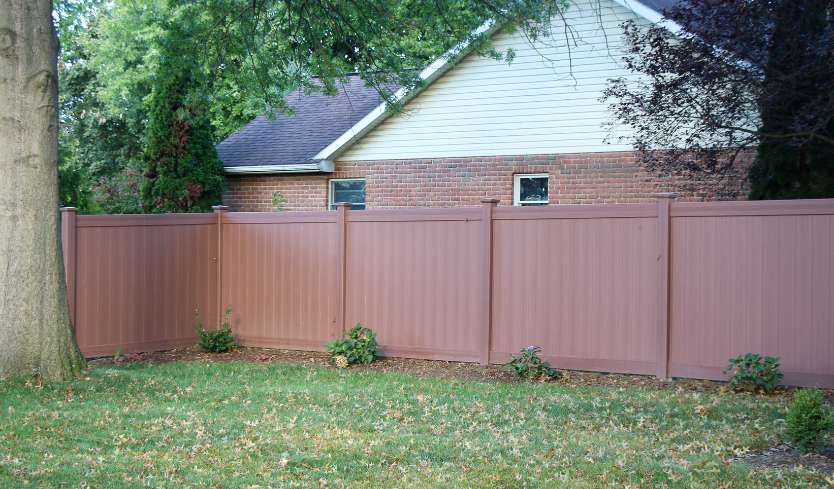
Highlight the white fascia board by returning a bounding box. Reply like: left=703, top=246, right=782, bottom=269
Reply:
left=312, top=19, right=500, bottom=161
left=224, top=161, right=334, bottom=174
left=609, top=0, right=684, bottom=35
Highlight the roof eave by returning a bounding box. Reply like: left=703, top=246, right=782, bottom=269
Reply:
left=224, top=161, right=335, bottom=175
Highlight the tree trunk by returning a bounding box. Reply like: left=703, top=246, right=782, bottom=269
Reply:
left=0, top=0, right=86, bottom=380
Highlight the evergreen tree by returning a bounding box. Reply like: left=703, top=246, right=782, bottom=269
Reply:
left=141, top=31, right=223, bottom=213
left=750, top=0, right=834, bottom=199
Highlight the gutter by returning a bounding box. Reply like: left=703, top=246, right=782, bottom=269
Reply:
left=223, top=160, right=335, bottom=175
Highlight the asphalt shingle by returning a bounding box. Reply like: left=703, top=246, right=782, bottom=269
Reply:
left=217, top=75, right=386, bottom=168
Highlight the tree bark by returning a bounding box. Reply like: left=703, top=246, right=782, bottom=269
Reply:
left=0, top=0, right=86, bottom=380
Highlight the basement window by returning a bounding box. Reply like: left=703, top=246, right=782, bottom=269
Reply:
left=329, top=178, right=366, bottom=210
left=513, top=174, right=549, bottom=206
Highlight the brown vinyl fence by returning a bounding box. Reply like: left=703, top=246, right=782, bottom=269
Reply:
left=60, top=198, right=834, bottom=387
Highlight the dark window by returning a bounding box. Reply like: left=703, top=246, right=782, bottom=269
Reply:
left=329, top=179, right=366, bottom=210
left=514, top=174, right=549, bottom=206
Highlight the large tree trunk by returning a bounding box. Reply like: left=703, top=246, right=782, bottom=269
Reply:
left=0, top=0, right=85, bottom=380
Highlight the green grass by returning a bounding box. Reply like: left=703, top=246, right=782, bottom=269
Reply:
left=0, top=361, right=827, bottom=488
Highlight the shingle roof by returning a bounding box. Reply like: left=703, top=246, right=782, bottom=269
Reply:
left=217, top=76, right=387, bottom=168
left=636, top=0, right=680, bottom=12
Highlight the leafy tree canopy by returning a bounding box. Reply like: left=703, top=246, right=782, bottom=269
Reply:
left=604, top=0, right=834, bottom=199
left=57, top=0, right=562, bottom=212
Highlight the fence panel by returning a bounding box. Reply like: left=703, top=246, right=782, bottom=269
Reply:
left=220, top=213, right=339, bottom=350
left=62, top=199, right=834, bottom=387
left=344, top=209, right=483, bottom=361
left=73, top=214, right=217, bottom=357
left=490, top=205, right=659, bottom=374
left=668, top=200, right=834, bottom=387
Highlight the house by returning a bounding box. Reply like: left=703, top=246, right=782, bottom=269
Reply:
left=218, top=0, right=730, bottom=212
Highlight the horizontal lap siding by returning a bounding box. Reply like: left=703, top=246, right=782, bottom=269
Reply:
left=221, top=220, right=338, bottom=350
left=345, top=215, right=482, bottom=361
left=491, top=213, right=658, bottom=374
left=74, top=218, right=217, bottom=357
left=669, top=212, right=834, bottom=386
left=341, top=0, right=647, bottom=161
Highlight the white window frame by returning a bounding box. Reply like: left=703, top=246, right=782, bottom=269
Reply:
left=328, top=178, right=366, bottom=210
left=513, top=173, right=549, bottom=206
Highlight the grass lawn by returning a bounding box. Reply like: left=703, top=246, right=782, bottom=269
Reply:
left=0, top=359, right=829, bottom=488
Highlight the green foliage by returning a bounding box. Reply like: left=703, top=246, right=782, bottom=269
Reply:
left=326, top=324, right=378, bottom=365
left=505, top=346, right=560, bottom=380
left=271, top=192, right=287, bottom=211
left=195, top=307, right=236, bottom=353
left=56, top=0, right=559, bottom=213
left=141, top=18, right=224, bottom=212
left=786, top=388, right=833, bottom=453
left=724, top=353, right=783, bottom=394
left=56, top=0, right=146, bottom=214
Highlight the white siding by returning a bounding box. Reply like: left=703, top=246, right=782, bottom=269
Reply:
left=340, top=0, right=649, bottom=161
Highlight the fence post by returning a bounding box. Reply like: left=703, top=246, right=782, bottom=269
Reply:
left=60, top=207, right=78, bottom=330
left=655, top=193, right=677, bottom=380
left=212, top=205, right=229, bottom=327
left=480, top=198, right=499, bottom=365
left=335, top=202, right=351, bottom=338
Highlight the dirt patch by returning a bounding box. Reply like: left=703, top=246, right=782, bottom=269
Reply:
left=732, top=444, right=834, bottom=475
left=90, top=346, right=750, bottom=394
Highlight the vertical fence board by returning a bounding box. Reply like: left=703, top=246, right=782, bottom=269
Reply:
left=73, top=215, right=217, bottom=356
left=490, top=207, right=658, bottom=375
left=220, top=213, right=339, bottom=350
left=669, top=202, right=834, bottom=387
left=344, top=210, right=482, bottom=361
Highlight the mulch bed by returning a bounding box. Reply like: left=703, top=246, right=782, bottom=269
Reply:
left=93, top=346, right=742, bottom=394
left=730, top=444, right=834, bottom=475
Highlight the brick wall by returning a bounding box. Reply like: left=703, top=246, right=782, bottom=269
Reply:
left=223, top=152, right=746, bottom=211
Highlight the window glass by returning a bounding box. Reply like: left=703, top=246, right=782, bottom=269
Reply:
left=330, top=179, right=365, bottom=210
left=515, top=174, right=549, bottom=206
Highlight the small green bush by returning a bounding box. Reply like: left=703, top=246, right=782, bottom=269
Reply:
left=724, top=353, right=783, bottom=393
left=326, top=324, right=378, bottom=365
left=786, top=388, right=833, bottom=453
left=271, top=192, right=287, bottom=211
left=195, top=307, right=236, bottom=353
left=505, top=346, right=561, bottom=380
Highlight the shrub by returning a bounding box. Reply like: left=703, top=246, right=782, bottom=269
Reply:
left=505, top=346, right=561, bottom=380
left=195, top=307, right=236, bottom=353
left=786, top=388, right=834, bottom=452
left=271, top=192, right=287, bottom=211
left=724, top=353, right=783, bottom=393
left=326, top=324, right=378, bottom=365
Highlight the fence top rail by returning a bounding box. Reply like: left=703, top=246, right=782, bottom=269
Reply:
left=223, top=212, right=336, bottom=224
left=77, top=213, right=216, bottom=228
left=671, top=199, right=834, bottom=218
left=348, top=207, right=482, bottom=223
left=494, top=203, right=658, bottom=220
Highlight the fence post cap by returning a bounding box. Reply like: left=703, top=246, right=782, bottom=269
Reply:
left=212, top=205, right=230, bottom=212
left=655, top=192, right=679, bottom=199
left=60, top=207, right=78, bottom=213
left=335, top=202, right=352, bottom=209
left=481, top=198, right=500, bottom=205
